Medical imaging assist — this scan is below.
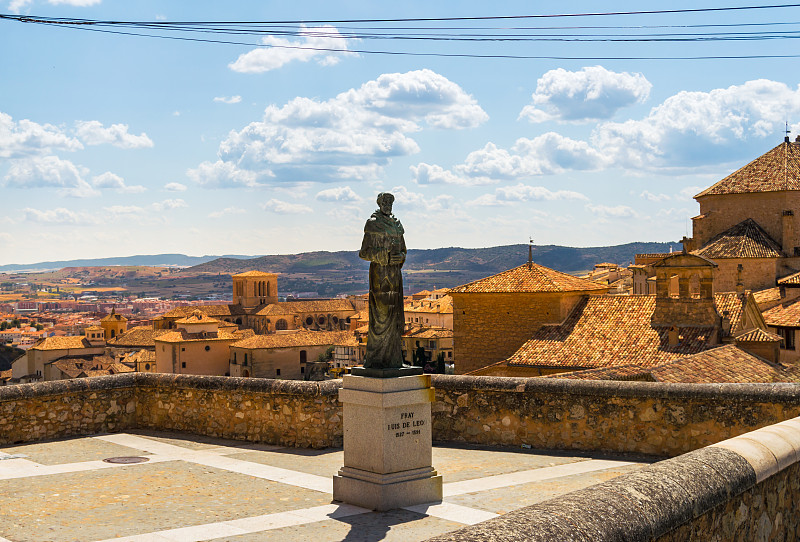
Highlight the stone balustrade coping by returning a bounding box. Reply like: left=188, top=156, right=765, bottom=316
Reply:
left=431, top=374, right=800, bottom=402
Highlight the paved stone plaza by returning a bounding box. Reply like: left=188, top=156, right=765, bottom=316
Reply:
left=0, top=431, right=650, bottom=542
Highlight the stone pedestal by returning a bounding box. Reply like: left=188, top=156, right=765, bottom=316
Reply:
left=333, top=374, right=443, bottom=511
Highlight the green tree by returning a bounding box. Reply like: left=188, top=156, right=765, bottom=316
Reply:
left=316, top=345, right=335, bottom=363
left=0, top=322, right=7, bottom=331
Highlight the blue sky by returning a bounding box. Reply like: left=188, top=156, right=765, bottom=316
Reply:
left=3, top=1, right=800, bottom=264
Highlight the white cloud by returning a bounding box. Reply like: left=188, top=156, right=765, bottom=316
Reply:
left=229, top=25, right=355, bottom=73
left=92, top=171, right=146, bottom=193
left=187, top=160, right=263, bottom=188
left=414, top=133, right=607, bottom=185
left=199, top=69, right=487, bottom=185
left=468, top=183, right=588, bottom=207
left=151, top=199, right=187, bottom=211
left=9, top=0, right=99, bottom=13
left=520, top=66, right=651, bottom=123
left=0, top=112, right=82, bottom=158
left=389, top=185, right=454, bottom=212
left=261, top=199, right=313, bottom=214
left=586, top=204, right=640, bottom=219
left=163, top=182, right=187, bottom=192
left=591, top=79, right=800, bottom=170
left=208, top=206, right=247, bottom=218
left=214, top=95, right=242, bottom=104
left=3, top=155, right=99, bottom=197
left=640, top=190, right=671, bottom=202
left=49, top=0, right=102, bottom=5
left=23, top=207, right=97, bottom=225
left=316, top=186, right=362, bottom=202
left=75, top=120, right=154, bottom=149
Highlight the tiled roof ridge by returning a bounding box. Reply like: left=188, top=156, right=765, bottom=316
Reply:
left=696, top=140, right=800, bottom=197
left=448, top=262, right=608, bottom=294
left=694, top=218, right=783, bottom=259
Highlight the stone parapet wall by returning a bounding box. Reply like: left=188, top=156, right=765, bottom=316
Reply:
left=0, top=373, right=342, bottom=448
left=426, top=417, right=800, bottom=542
left=0, top=375, right=138, bottom=445
left=135, top=373, right=342, bottom=448
left=430, top=375, right=800, bottom=457
left=3, top=374, right=800, bottom=457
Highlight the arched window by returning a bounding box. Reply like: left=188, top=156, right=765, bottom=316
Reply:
left=244, top=353, right=248, bottom=365
left=110, top=329, right=116, bottom=338
left=236, top=317, right=242, bottom=325
left=266, top=282, right=270, bottom=297
left=300, top=350, right=307, bottom=363
left=276, top=319, right=288, bottom=330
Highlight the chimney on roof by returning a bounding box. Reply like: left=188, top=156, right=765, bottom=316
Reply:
left=528, top=237, right=533, bottom=269
left=668, top=326, right=679, bottom=347
left=736, top=264, right=744, bottom=294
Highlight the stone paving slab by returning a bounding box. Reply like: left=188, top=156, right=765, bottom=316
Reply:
left=0, top=437, right=151, bottom=466
left=0, top=461, right=329, bottom=542
left=0, top=432, right=650, bottom=542
left=445, top=462, right=646, bottom=514
left=204, top=509, right=463, bottom=542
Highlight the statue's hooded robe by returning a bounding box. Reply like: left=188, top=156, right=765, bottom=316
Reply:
left=359, top=210, right=406, bottom=369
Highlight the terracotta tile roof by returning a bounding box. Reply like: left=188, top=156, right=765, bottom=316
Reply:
left=548, top=345, right=795, bottom=383
left=403, top=326, right=453, bottom=339
left=449, top=263, right=610, bottom=294
left=694, top=219, right=782, bottom=259
left=753, top=287, right=783, bottom=306
left=100, top=311, right=127, bottom=322
left=124, top=349, right=156, bottom=363
left=232, top=330, right=352, bottom=349
left=30, top=336, right=94, bottom=351
left=154, top=328, right=251, bottom=343
left=49, top=356, right=134, bottom=379
left=335, top=334, right=360, bottom=347
left=647, top=345, right=792, bottom=383
left=175, top=312, right=221, bottom=325
left=734, top=328, right=782, bottom=342
left=162, top=304, right=246, bottom=319
left=763, top=299, right=800, bottom=327
left=277, top=299, right=356, bottom=313
left=404, top=295, right=453, bottom=314
left=506, top=293, right=746, bottom=370
left=696, top=140, right=800, bottom=197
left=232, top=271, right=277, bottom=277
left=544, top=364, right=653, bottom=381
left=777, top=271, right=800, bottom=285
left=255, top=304, right=296, bottom=316
left=107, top=326, right=172, bottom=347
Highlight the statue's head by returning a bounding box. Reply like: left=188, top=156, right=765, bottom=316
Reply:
left=377, top=192, right=394, bottom=215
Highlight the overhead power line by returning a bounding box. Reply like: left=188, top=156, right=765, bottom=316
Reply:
left=4, top=4, right=800, bottom=60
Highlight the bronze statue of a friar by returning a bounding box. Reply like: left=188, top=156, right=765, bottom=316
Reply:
left=352, top=192, right=422, bottom=377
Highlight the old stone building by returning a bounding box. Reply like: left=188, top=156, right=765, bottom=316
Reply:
left=681, top=137, right=800, bottom=291
left=449, top=261, right=610, bottom=374
left=156, top=271, right=357, bottom=335
left=473, top=254, right=774, bottom=377
left=228, top=330, right=351, bottom=379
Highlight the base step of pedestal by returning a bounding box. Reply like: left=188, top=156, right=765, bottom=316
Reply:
left=333, top=469, right=443, bottom=511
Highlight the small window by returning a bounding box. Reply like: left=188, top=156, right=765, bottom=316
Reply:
left=145, top=363, right=150, bottom=370
left=205, top=345, right=210, bottom=351
left=276, top=368, right=281, bottom=376
left=181, top=347, right=185, bottom=352
left=233, top=352, right=237, bottom=363
left=181, top=362, right=186, bottom=368
left=301, top=366, right=305, bottom=374
left=778, top=327, right=796, bottom=350
left=300, top=350, right=307, bottom=363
